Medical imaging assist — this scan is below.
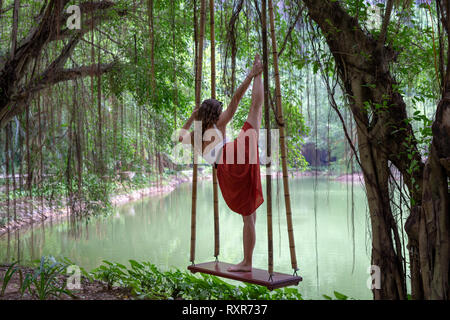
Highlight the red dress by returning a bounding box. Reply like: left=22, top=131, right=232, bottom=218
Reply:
left=216, top=121, right=264, bottom=216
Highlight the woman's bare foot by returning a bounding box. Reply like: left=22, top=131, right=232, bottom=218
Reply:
left=227, top=261, right=252, bottom=272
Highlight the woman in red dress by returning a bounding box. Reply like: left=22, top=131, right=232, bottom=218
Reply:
left=179, top=54, right=264, bottom=272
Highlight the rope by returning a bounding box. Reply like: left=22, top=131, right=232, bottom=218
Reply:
left=268, top=0, right=298, bottom=272
left=211, top=0, right=220, bottom=260
left=261, top=0, right=274, bottom=276
left=190, top=162, right=198, bottom=264
left=190, top=0, right=207, bottom=265
left=213, top=168, right=220, bottom=258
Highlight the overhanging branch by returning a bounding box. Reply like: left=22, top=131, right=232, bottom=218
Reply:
left=25, top=62, right=117, bottom=98
left=0, top=61, right=116, bottom=128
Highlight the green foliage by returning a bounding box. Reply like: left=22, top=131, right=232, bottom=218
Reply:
left=333, top=291, right=349, bottom=300
left=60, top=257, right=94, bottom=283
left=92, top=260, right=304, bottom=300
left=283, top=97, right=309, bottom=169
left=1, top=262, right=18, bottom=296
left=92, top=261, right=128, bottom=290
left=2, top=257, right=357, bottom=300
left=82, top=174, right=113, bottom=214
left=21, top=256, right=75, bottom=300
left=0, top=217, right=7, bottom=228
left=322, top=291, right=350, bottom=300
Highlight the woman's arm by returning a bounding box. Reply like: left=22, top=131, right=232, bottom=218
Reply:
left=217, top=54, right=263, bottom=127
left=178, top=109, right=198, bottom=143
left=216, top=75, right=253, bottom=127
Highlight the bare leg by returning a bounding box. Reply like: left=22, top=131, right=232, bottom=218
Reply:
left=227, top=68, right=262, bottom=272
left=245, top=73, right=263, bottom=134
left=227, top=212, right=256, bottom=272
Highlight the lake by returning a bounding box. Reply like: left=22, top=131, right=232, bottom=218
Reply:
left=0, top=176, right=372, bottom=300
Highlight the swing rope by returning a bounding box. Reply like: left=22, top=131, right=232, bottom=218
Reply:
left=190, top=0, right=207, bottom=265
left=210, top=0, right=220, bottom=260
left=268, top=0, right=298, bottom=272
left=261, top=0, right=274, bottom=278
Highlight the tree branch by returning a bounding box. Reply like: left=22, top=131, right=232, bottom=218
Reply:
left=278, top=5, right=304, bottom=58
left=1, top=61, right=116, bottom=128
left=51, top=1, right=127, bottom=41
left=377, top=0, right=394, bottom=49
left=0, top=3, right=30, bottom=15
left=253, top=0, right=262, bottom=24
left=32, top=62, right=116, bottom=93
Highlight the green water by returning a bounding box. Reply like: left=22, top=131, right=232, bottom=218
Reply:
left=0, top=177, right=372, bottom=300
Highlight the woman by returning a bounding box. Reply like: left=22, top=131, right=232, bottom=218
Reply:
left=179, top=54, right=264, bottom=272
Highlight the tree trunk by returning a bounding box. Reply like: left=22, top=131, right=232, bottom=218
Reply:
left=415, top=1, right=450, bottom=296
left=10, top=0, right=20, bottom=58
left=419, top=141, right=449, bottom=299
left=97, top=48, right=104, bottom=176
left=9, top=123, right=17, bottom=221
left=4, top=125, right=10, bottom=225
left=352, top=98, right=407, bottom=299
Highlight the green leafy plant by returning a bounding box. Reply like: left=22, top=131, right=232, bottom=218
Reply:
left=91, top=260, right=127, bottom=290
left=323, top=290, right=349, bottom=300
left=22, top=256, right=75, bottom=300
left=91, top=259, right=304, bottom=300
left=60, top=257, right=94, bottom=283
left=1, top=262, right=18, bottom=296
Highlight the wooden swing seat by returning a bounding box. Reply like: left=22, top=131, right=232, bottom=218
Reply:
left=188, top=261, right=302, bottom=291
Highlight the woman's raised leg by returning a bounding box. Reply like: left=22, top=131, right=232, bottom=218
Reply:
left=245, top=73, right=263, bottom=134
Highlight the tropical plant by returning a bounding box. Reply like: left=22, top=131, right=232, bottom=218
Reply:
left=323, top=291, right=349, bottom=300
left=92, top=259, right=304, bottom=300
left=21, top=256, right=75, bottom=300
left=0, top=262, right=18, bottom=296
left=91, top=260, right=128, bottom=290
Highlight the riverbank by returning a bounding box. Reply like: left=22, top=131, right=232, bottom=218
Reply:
left=0, top=170, right=212, bottom=238
left=267, top=169, right=365, bottom=184
left=110, top=170, right=212, bottom=206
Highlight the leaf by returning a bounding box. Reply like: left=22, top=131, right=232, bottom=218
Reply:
left=334, top=291, right=348, bottom=300
left=116, top=263, right=127, bottom=269
left=129, top=260, right=142, bottom=269
left=1, top=262, right=18, bottom=296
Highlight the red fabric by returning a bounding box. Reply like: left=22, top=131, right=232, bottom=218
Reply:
left=216, top=121, right=264, bottom=216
